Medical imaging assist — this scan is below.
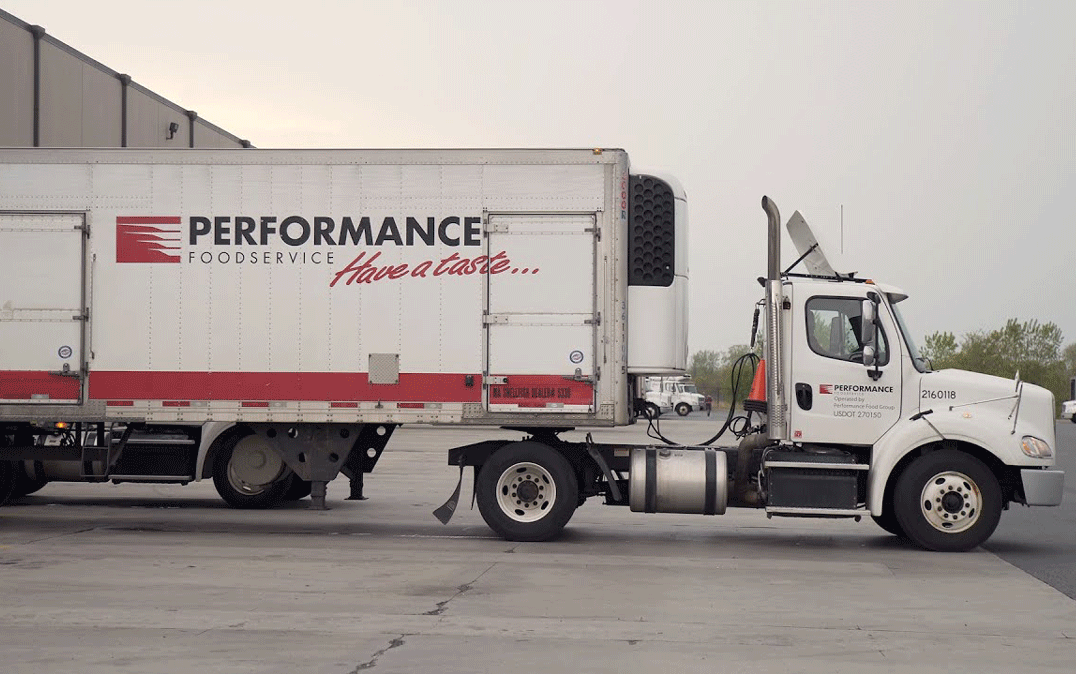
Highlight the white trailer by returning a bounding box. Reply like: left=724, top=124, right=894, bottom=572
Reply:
left=0, top=148, right=686, bottom=513
left=0, top=149, right=1065, bottom=551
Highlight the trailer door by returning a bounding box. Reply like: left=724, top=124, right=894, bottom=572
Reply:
left=485, top=213, right=597, bottom=413
left=0, top=213, right=86, bottom=404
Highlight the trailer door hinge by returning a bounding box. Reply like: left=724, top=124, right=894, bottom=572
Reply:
left=585, top=227, right=601, bottom=241
left=584, top=313, right=601, bottom=326
left=482, top=314, right=509, bottom=325
left=73, top=309, right=89, bottom=321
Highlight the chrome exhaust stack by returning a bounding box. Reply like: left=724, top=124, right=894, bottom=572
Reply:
left=761, top=196, right=786, bottom=441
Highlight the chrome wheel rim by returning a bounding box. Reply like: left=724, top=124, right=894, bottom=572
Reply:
left=227, top=436, right=284, bottom=495
left=495, top=462, right=556, bottom=522
left=919, top=470, right=981, bottom=533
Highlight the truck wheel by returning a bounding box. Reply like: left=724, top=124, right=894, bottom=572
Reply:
left=871, top=508, right=904, bottom=537
left=642, top=403, right=661, bottom=420
left=675, top=402, right=691, bottom=416
left=476, top=441, right=579, bottom=541
left=893, top=450, right=1002, bottom=552
left=1071, top=414, right=1076, bottom=424
left=212, top=433, right=289, bottom=509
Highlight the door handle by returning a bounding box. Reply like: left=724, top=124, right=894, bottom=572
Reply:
left=795, top=383, right=813, bottom=410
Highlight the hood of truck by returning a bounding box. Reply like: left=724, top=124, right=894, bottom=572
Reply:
left=919, top=368, right=1057, bottom=459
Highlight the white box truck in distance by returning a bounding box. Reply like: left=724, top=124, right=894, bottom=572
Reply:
left=0, top=149, right=1064, bottom=552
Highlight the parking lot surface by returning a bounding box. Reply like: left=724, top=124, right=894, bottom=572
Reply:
left=2, top=417, right=1074, bottom=673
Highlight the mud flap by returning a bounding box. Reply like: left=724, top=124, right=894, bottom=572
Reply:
left=433, top=458, right=466, bottom=525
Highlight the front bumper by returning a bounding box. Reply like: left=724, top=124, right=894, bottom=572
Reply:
left=1020, top=468, right=1065, bottom=506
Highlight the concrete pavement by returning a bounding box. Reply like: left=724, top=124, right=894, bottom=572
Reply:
left=1, top=419, right=1073, bottom=673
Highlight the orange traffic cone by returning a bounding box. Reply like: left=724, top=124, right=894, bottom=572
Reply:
left=742, top=359, right=768, bottom=413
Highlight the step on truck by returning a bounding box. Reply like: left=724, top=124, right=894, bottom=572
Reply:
left=0, top=148, right=1065, bottom=551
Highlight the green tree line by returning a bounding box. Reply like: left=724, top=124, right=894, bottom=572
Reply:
left=687, top=344, right=761, bottom=410
left=921, top=319, right=1075, bottom=414
left=690, top=319, right=1076, bottom=415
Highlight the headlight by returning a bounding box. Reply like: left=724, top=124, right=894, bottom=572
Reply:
left=1020, top=436, right=1053, bottom=459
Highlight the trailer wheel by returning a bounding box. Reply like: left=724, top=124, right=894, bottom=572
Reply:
left=212, top=433, right=289, bottom=509
left=476, top=441, right=579, bottom=541
left=11, top=469, right=48, bottom=498
left=282, top=473, right=313, bottom=501
left=893, top=450, right=1002, bottom=552
left=0, top=462, right=15, bottom=506
left=675, top=402, right=691, bottom=416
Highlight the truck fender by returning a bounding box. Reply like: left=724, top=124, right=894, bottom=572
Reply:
left=868, top=412, right=1017, bottom=515
left=195, top=422, right=241, bottom=481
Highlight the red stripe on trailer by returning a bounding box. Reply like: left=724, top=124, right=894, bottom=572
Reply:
left=330, top=402, right=358, bottom=408
left=162, top=401, right=191, bottom=407
left=88, top=371, right=484, bottom=403
left=397, top=402, right=425, bottom=409
left=487, top=375, right=594, bottom=406
left=241, top=401, right=270, bottom=408
left=0, top=371, right=81, bottom=400
left=106, top=400, right=134, bottom=407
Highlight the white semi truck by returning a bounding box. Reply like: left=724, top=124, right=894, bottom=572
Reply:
left=0, top=148, right=1065, bottom=551
left=641, top=375, right=706, bottom=417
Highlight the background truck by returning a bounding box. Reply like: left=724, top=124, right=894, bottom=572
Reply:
left=0, top=149, right=1065, bottom=551
left=641, top=375, right=706, bottom=417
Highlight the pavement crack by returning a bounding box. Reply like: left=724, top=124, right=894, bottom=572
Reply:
left=351, top=634, right=408, bottom=672
left=23, top=527, right=97, bottom=544
left=423, top=562, right=496, bottom=616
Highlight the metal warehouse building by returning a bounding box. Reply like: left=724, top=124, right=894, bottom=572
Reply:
left=0, top=8, right=248, bottom=149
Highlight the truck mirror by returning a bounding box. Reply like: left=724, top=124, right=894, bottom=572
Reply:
left=860, top=299, right=876, bottom=346
left=862, top=345, right=877, bottom=367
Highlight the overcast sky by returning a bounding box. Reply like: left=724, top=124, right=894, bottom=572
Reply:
left=7, top=0, right=1074, bottom=355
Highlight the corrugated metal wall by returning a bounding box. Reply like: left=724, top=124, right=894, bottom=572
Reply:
left=0, top=8, right=250, bottom=149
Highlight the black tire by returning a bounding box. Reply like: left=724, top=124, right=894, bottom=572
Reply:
left=871, top=509, right=905, bottom=537
left=476, top=441, right=579, bottom=542
left=212, top=432, right=289, bottom=509
left=0, top=462, right=16, bottom=506
left=282, top=473, right=313, bottom=501
left=675, top=402, right=691, bottom=416
left=642, top=403, right=661, bottom=420
left=893, top=450, right=1002, bottom=552
left=10, top=463, right=48, bottom=498
left=1070, top=414, right=1075, bottom=424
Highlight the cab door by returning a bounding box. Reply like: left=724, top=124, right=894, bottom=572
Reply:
left=786, top=285, right=902, bottom=444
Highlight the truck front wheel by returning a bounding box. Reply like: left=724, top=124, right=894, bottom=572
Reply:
left=212, top=432, right=289, bottom=509
left=675, top=402, right=691, bottom=416
left=476, top=441, right=579, bottom=541
left=893, top=450, right=1002, bottom=552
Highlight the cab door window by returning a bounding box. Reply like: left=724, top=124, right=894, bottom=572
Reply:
left=805, top=297, right=888, bottom=365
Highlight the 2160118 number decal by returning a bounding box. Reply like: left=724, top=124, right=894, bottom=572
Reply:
left=922, top=390, right=957, bottom=400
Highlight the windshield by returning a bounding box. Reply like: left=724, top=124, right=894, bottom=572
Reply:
left=681, top=384, right=699, bottom=394
left=890, top=302, right=930, bottom=372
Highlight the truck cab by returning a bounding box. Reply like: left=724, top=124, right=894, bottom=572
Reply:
left=754, top=199, right=1064, bottom=550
